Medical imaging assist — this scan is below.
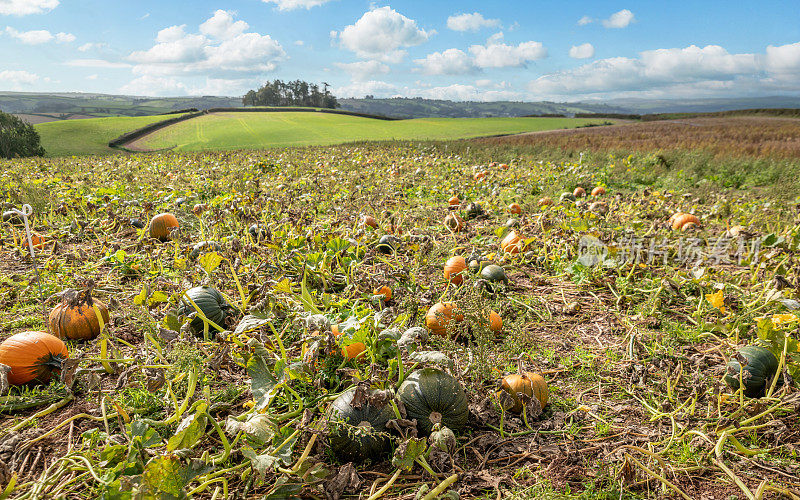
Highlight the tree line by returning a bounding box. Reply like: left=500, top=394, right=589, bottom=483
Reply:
left=243, top=80, right=339, bottom=109
left=0, top=110, right=45, bottom=159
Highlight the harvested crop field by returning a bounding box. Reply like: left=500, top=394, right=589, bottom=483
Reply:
left=480, top=117, right=800, bottom=159
left=0, top=142, right=799, bottom=499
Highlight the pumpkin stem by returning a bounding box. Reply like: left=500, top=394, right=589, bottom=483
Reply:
left=43, top=354, right=66, bottom=370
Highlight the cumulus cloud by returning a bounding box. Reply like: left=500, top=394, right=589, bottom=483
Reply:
left=414, top=48, right=475, bottom=75
left=577, top=15, right=594, bottom=26
left=199, top=10, right=249, bottom=40
left=569, top=43, right=594, bottom=59
left=469, top=33, right=547, bottom=68
left=119, top=75, right=188, bottom=96
left=333, top=6, right=432, bottom=62
left=0, top=0, right=58, bottom=16
left=126, top=11, right=285, bottom=77
left=334, top=60, right=389, bottom=80
left=5, top=26, right=74, bottom=44
left=446, top=12, right=500, bottom=32
left=602, top=9, right=635, bottom=29
left=527, top=43, right=800, bottom=99
left=332, top=80, right=397, bottom=98
left=0, top=69, right=38, bottom=88
left=261, top=0, right=333, bottom=10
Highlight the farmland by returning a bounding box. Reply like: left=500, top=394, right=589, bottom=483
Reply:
left=1, top=138, right=799, bottom=499
left=128, top=112, right=611, bottom=152
left=35, top=114, right=187, bottom=157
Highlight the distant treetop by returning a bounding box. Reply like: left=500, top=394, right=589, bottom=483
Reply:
left=0, top=110, right=46, bottom=159
left=243, top=80, right=339, bottom=109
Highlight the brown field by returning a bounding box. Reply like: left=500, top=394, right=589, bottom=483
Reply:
left=479, top=116, right=800, bottom=159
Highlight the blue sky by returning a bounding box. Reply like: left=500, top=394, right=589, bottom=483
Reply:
left=1, top=0, right=799, bottom=101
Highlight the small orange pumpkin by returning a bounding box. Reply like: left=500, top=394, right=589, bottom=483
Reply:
left=49, top=295, right=110, bottom=341
left=0, top=331, right=69, bottom=386
left=498, top=372, right=549, bottom=413
left=444, top=256, right=467, bottom=285
left=508, top=203, right=522, bottom=215
left=537, top=197, right=554, bottom=207
left=28, top=232, right=46, bottom=250
left=425, top=302, right=463, bottom=336
left=448, top=195, right=461, bottom=207
left=488, top=310, right=502, bottom=334
left=342, top=342, right=367, bottom=361
left=360, top=215, right=378, bottom=229
left=499, top=163, right=509, bottom=170
left=192, top=204, right=207, bottom=216
left=444, top=213, right=465, bottom=232
left=591, top=186, right=606, bottom=197
left=500, top=230, right=523, bottom=254
left=149, top=213, right=179, bottom=241
left=573, top=187, right=586, bottom=198
left=374, top=285, right=392, bottom=301
left=473, top=171, right=487, bottom=181
left=671, top=213, right=700, bottom=231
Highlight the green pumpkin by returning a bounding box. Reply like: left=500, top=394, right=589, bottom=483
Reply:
left=724, top=346, right=780, bottom=398
left=480, top=264, right=508, bottom=285
left=328, top=387, right=394, bottom=462
left=397, top=368, right=468, bottom=436
left=190, top=241, right=223, bottom=260
left=248, top=224, right=267, bottom=242
left=559, top=192, right=576, bottom=203
left=375, top=235, right=397, bottom=254
left=178, top=286, right=231, bottom=334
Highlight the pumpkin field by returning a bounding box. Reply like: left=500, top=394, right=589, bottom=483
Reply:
left=1, top=140, right=800, bottom=499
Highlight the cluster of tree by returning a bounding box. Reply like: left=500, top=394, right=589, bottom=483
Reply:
left=243, top=80, right=338, bottom=109
left=0, top=110, right=45, bottom=159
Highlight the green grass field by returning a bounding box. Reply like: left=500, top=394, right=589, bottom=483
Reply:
left=35, top=114, right=186, bottom=156
left=132, top=112, right=611, bottom=151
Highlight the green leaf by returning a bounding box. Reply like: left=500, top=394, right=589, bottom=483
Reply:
left=133, top=285, right=148, bottom=307
left=114, top=249, right=127, bottom=263
left=233, top=314, right=271, bottom=336
left=166, top=403, right=208, bottom=452
left=300, top=271, right=322, bottom=314
left=246, top=340, right=281, bottom=410
left=149, top=291, right=169, bottom=306
left=242, top=447, right=281, bottom=478
left=141, top=455, right=187, bottom=499
left=273, top=278, right=292, bottom=293
left=199, top=252, right=223, bottom=274
left=392, top=437, right=427, bottom=471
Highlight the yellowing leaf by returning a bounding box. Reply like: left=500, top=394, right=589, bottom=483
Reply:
left=771, top=313, right=798, bottom=328
left=706, top=290, right=726, bottom=313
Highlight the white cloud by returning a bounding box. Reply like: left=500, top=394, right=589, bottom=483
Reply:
left=569, top=43, right=594, bottom=59
left=414, top=48, right=475, bottom=75
left=446, top=12, right=500, bottom=32
left=119, top=75, right=188, bottom=96
left=0, top=69, right=39, bottom=88
left=55, top=31, right=74, bottom=42
left=261, top=0, right=333, bottom=10
left=0, top=0, right=58, bottom=16
left=526, top=44, right=792, bottom=99
left=199, top=10, right=248, bottom=40
left=334, top=6, right=432, bottom=62
left=294, top=40, right=304, bottom=46
left=4, top=26, right=71, bottom=44
left=64, top=59, right=132, bottom=69
left=86, top=74, right=98, bottom=80
left=334, top=60, right=389, bottom=80
left=78, top=42, right=108, bottom=52
left=127, top=11, right=285, bottom=77
left=413, top=83, right=520, bottom=102
left=469, top=33, right=547, bottom=68
left=577, top=15, right=594, bottom=26
left=602, top=9, right=635, bottom=29
left=332, top=80, right=397, bottom=98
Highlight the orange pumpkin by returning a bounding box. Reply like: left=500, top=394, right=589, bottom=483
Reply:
left=489, top=162, right=498, bottom=168
left=488, top=310, right=502, bottom=334
left=499, top=163, right=509, bottom=170
left=448, top=195, right=461, bottom=207
left=573, top=187, right=586, bottom=198
left=473, top=171, right=487, bottom=181
left=500, top=230, right=523, bottom=254
left=537, top=197, right=554, bottom=208
left=49, top=297, right=110, bottom=341
left=671, top=213, right=700, bottom=231
left=342, top=342, right=367, bottom=361
left=499, top=372, right=549, bottom=413
left=28, top=232, right=46, bottom=250
left=591, top=186, right=606, bottom=196
left=0, top=331, right=69, bottom=386
left=444, top=256, right=467, bottom=285
left=360, top=215, right=378, bottom=229
left=508, top=203, right=522, bottom=215
left=149, top=213, right=179, bottom=241
left=374, top=285, right=392, bottom=301
left=444, top=213, right=465, bottom=232
left=192, top=204, right=207, bottom=216
left=425, top=302, right=463, bottom=336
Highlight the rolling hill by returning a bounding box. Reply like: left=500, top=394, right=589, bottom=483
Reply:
left=126, top=112, right=611, bottom=152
